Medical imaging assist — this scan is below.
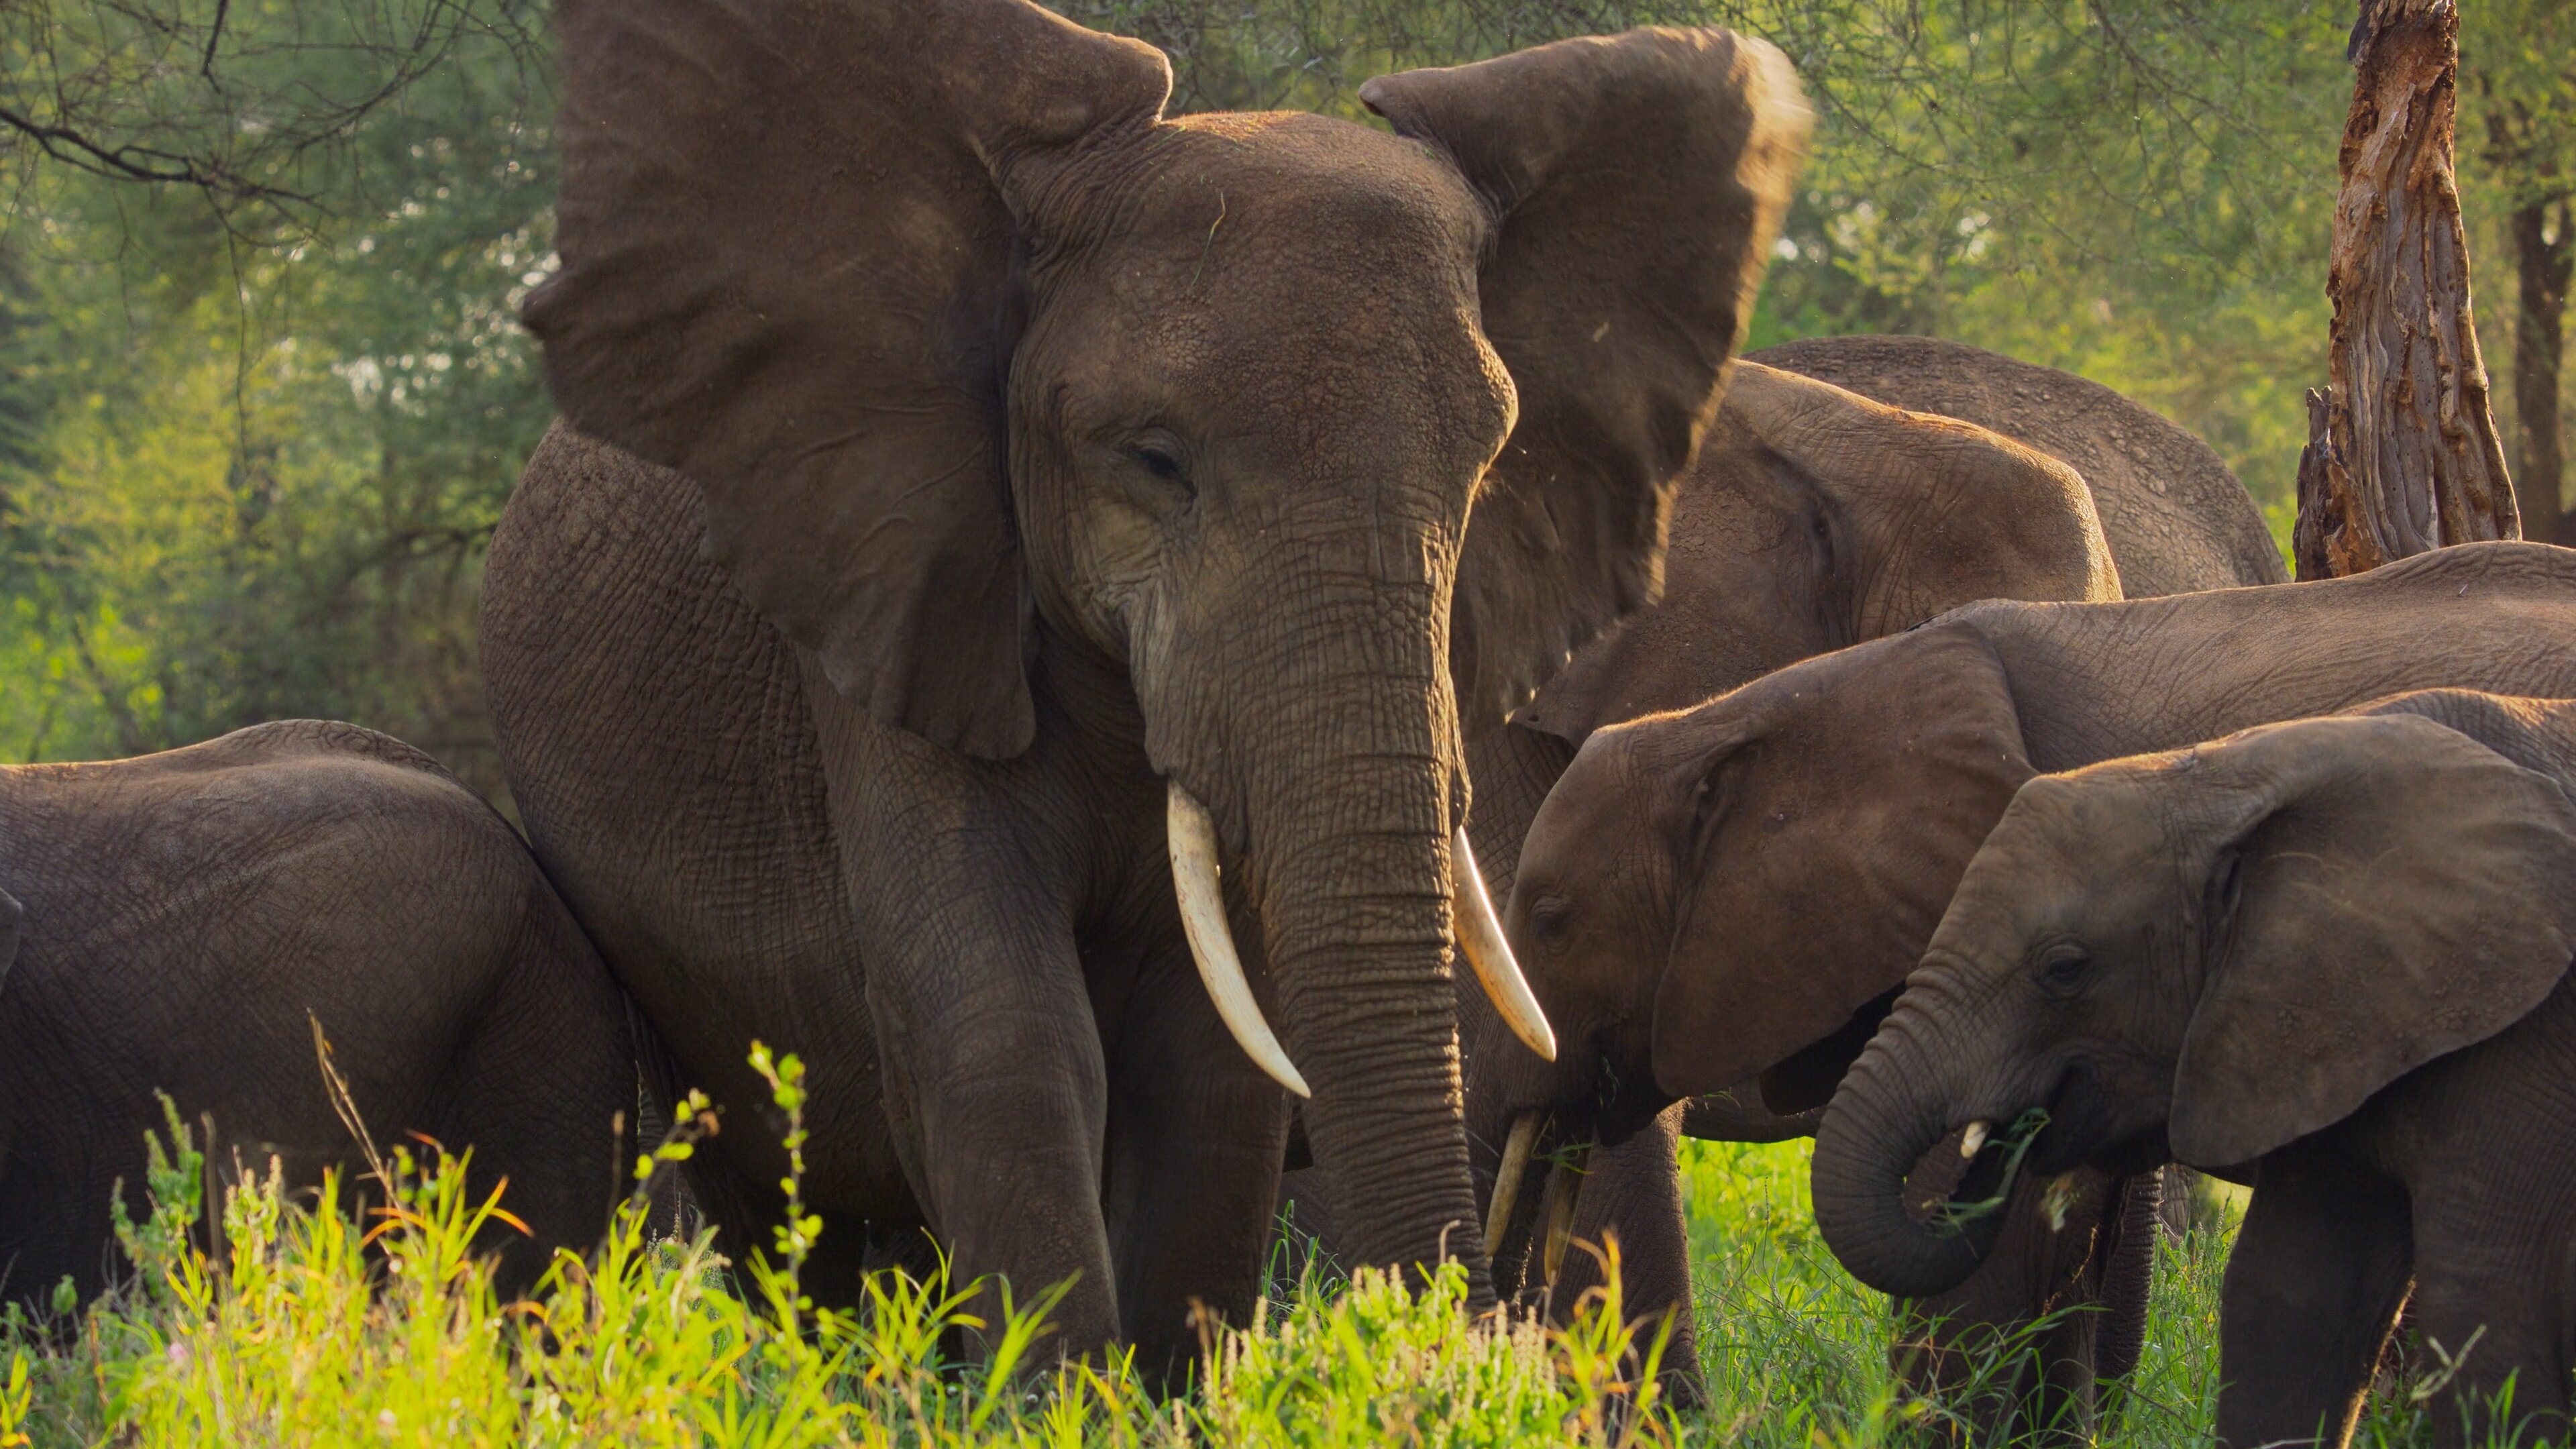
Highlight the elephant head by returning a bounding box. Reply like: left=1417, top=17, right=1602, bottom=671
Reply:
left=1509, top=362, right=2120, bottom=746
left=1466, top=394, right=2121, bottom=1261
left=520, top=0, right=1807, bottom=1286
left=1813, top=707, right=2576, bottom=1297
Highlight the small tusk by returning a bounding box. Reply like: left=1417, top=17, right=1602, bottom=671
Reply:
left=2043, top=1172, right=2079, bottom=1232
left=1168, top=782, right=1310, bottom=1098
left=1540, top=1142, right=1593, bottom=1286
left=1485, top=1110, right=1544, bottom=1252
left=1452, top=828, right=1558, bottom=1061
left=1960, top=1120, right=1992, bottom=1159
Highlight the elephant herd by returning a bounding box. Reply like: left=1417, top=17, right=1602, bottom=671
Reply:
left=4, top=3, right=2574, bottom=1446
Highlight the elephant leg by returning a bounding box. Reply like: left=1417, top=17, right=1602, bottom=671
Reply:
left=808, top=681, right=1125, bottom=1359
left=1544, top=1104, right=1703, bottom=1408
left=859, top=915, right=1116, bottom=1358
left=1101, top=942, right=1291, bottom=1385
left=2214, top=1141, right=2412, bottom=1449
left=2406, top=1238, right=2569, bottom=1447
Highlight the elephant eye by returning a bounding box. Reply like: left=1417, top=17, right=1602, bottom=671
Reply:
left=2033, top=943, right=2096, bottom=996
left=1528, top=896, right=1574, bottom=947
left=1124, top=441, right=1192, bottom=495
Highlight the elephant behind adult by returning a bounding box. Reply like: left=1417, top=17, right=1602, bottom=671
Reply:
left=1748, top=335, right=2286, bottom=600
left=1817, top=692, right=2576, bottom=1446
left=0, top=720, right=636, bottom=1306
left=1490, top=542, right=2576, bottom=1416
left=481, top=0, right=1809, bottom=1368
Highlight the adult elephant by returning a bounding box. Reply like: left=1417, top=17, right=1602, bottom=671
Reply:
left=1489, top=541, right=2576, bottom=1419
left=1287, top=334, right=2277, bottom=1415
left=479, top=0, right=1809, bottom=1368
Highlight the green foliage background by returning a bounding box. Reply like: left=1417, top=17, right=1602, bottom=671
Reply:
left=1, top=0, right=2570, bottom=789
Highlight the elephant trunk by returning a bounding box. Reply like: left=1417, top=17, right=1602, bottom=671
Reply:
left=1139, top=524, right=1519, bottom=1307
left=1810, top=1002, right=2002, bottom=1299
left=1251, top=767, right=1492, bottom=1303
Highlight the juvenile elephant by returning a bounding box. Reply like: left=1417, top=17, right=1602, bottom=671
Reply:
left=1815, top=690, right=2576, bottom=1447
left=0, top=720, right=635, bottom=1306
left=481, top=0, right=1810, bottom=1366
left=1492, top=541, right=2576, bottom=1424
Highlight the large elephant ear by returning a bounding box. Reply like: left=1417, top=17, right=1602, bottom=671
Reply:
left=1647, top=624, right=2035, bottom=1097
left=1715, top=366, right=2121, bottom=627
left=2171, top=714, right=2576, bottom=1167
left=1360, top=28, right=1811, bottom=732
left=522, top=0, right=1171, bottom=759
left=1513, top=364, right=2118, bottom=746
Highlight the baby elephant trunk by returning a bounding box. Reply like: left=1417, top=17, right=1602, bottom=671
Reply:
left=1809, top=1014, right=2004, bottom=1299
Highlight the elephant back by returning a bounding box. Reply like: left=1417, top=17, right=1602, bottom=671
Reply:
left=1751, top=334, right=2286, bottom=597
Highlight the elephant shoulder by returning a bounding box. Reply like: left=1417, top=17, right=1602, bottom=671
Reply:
left=1747, top=335, right=2286, bottom=596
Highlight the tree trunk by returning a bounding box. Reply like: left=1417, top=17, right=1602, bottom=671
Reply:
left=2506, top=199, right=2572, bottom=544
left=2293, top=0, right=2521, bottom=582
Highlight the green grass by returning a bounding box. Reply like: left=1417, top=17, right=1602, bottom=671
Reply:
left=0, top=1065, right=2536, bottom=1446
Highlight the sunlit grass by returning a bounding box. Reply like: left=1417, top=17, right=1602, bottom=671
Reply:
left=0, top=1068, right=2540, bottom=1446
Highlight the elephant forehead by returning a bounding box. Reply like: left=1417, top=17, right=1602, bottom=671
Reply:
left=1063, top=117, right=1491, bottom=343
left=1032, top=123, right=1513, bottom=470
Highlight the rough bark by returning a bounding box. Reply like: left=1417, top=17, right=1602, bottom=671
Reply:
left=2293, top=0, right=2521, bottom=581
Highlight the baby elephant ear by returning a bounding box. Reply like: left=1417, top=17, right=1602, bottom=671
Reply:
left=523, top=0, right=1170, bottom=759
left=2171, top=714, right=2576, bottom=1167
left=1362, top=28, right=1811, bottom=731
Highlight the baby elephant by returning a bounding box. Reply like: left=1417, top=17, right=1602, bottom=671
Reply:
left=1812, top=690, right=2576, bottom=1448
left=0, top=720, right=635, bottom=1306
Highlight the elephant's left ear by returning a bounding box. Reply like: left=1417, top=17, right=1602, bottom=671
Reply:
left=1362, top=28, right=1811, bottom=731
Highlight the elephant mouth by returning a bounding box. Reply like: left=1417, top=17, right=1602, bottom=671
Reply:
left=1913, top=1108, right=2055, bottom=1237
left=1483, top=1060, right=1669, bottom=1295
left=1483, top=1106, right=1597, bottom=1298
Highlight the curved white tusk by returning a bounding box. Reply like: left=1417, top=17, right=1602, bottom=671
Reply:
left=1540, top=1141, right=1593, bottom=1287
left=1168, top=782, right=1311, bottom=1099
left=1485, top=1109, right=1544, bottom=1252
left=1959, top=1120, right=1992, bottom=1159
left=1452, top=828, right=1558, bottom=1062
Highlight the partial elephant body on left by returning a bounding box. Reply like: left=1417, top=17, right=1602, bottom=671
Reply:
left=0, top=721, right=637, bottom=1307
left=1821, top=690, right=2576, bottom=1448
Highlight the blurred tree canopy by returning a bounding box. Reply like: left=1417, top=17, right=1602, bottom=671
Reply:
left=1, top=0, right=2568, bottom=792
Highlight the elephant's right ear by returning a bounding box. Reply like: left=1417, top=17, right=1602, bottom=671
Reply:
left=2171, top=715, right=2576, bottom=1167
left=1647, top=624, right=2035, bottom=1097
left=1362, top=28, right=1810, bottom=732
left=523, top=0, right=1171, bottom=759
